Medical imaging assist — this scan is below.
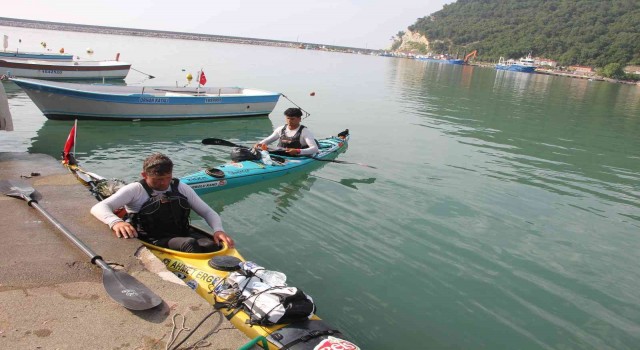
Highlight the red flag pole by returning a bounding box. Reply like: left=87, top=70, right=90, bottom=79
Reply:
left=62, top=122, right=76, bottom=164
left=73, top=119, right=77, bottom=157
left=197, top=67, right=204, bottom=94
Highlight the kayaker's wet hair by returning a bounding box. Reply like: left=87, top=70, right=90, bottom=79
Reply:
left=284, top=108, right=303, bottom=118
left=143, top=153, right=173, bottom=176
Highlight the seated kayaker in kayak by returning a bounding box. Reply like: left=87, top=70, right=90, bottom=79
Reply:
left=254, top=107, right=318, bottom=156
left=90, top=153, right=234, bottom=252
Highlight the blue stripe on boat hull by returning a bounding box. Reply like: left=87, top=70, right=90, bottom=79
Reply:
left=13, top=79, right=279, bottom=104
left=495, top=65, right=536, bottom=73
left=0, top=52, right=74, bottom=61
left=45, top=112, right=272, bottom=121
left=12, top=78, right=281, bottom=120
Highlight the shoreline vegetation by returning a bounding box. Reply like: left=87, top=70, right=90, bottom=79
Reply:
left=402, top=1, right=640, bottom=69
left=1, top=17, right=638, bottom=86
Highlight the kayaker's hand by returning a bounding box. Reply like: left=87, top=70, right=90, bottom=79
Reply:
left=286, top=148, right=301, bottom=155
left=112, top=221, right=138, bottom=239
left=213, top=230, right=235, bottom=248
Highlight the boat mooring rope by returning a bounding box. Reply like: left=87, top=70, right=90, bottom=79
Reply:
left=281, top=94, right=311, bottom=119
left=166, top=310, right=227, bottom=350
left=166, top=313, right=190, bottom=350
left=131, top=66, right=156, bottom=79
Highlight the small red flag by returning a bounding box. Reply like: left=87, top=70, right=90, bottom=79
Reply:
left=199, top=70, right=207, bottom=85
left=63, top=125, right=75, bottom=163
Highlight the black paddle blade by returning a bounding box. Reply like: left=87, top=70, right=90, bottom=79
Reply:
left=201, top=138, right=244, bottom=148
left=1, top=180, right=162, bottom=311
left=103, top=269, right=163, bottom=311
left=0, top=179, right=41, bottom=202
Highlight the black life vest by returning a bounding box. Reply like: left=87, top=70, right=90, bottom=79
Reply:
left=277, top=125, right=308, bottom=149
left=136, top=178, right=191, bottom=240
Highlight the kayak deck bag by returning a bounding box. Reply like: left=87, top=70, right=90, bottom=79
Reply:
left=243, top=286, right=316, bottom=326
left=214, top=261, right=316, bottom=325
left=230, top=147, right=261, bottom=162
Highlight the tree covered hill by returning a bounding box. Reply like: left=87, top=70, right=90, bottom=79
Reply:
left=398, top=0, right=640, bottom=68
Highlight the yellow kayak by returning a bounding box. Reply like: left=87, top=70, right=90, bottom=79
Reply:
left=141, top=232, right=359, bottom=349
left=63, top=160, right=360, bottom=349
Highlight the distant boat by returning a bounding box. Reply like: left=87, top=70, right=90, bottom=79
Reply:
left=1, top=34, right=74, bottom=61
left=495, top=53, right=537, bottom=73
left=11, top=78, right=281, bottom=121
left=0, top=59, right=130, bottom=80
left=0, top=50, right=74, bottom=61
left=416, top=54, right=464, bottom=65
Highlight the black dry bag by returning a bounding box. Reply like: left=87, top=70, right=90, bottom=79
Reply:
left=230, top=147, right=261, bottom=162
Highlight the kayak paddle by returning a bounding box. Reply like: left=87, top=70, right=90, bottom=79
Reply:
left=201, top=137, right=377, bottom=169
left=201, top=138, right=244, bottom=147
left=0, top=179, right=163, bottom=311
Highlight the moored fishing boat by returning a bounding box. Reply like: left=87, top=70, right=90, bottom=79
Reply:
left=1, top=35, right=74, bottom=61
left=0, top=50, right=74, bottom=61
left=60, top=133, right=360, bottom=350
left=1, top=58, right=130, bottom=80
left=416, top=56, right=464, bottom=65
left=495, top=53, right=537, bottom=73
left=182, top=131, right=351, bottom=195
left=10, top=78, right=281, bottom=120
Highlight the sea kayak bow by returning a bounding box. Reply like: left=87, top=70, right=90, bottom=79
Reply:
left=181, top=130, right=350, bottom=195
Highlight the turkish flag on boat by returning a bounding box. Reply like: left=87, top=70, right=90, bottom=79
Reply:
left=63, top=124, right=76, bottom=163
left=199, top=70, right=207, bottom=85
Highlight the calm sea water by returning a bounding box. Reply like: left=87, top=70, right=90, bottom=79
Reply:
left=2, top=26, right=640, bottom=350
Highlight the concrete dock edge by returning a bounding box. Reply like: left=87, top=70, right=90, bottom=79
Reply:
left=0, top=152, right=248, bottom=350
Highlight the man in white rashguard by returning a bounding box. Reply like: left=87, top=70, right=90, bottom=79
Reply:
left=255, top=107, right=318, bottom=156
left=90, top=153, right=234, bottom=252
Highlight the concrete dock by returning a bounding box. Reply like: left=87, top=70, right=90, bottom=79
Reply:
left=0, top=152, right=248, bottom=349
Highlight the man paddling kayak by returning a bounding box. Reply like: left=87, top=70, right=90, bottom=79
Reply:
left=255, top=107, right=318, bottom=156
left=90, top=153, right=234, bottom=252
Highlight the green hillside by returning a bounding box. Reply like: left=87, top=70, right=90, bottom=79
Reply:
left=400, top=0, right=640, bottom=67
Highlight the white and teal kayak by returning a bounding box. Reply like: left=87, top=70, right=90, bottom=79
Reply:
left=181, top=130, right=350, bottom=195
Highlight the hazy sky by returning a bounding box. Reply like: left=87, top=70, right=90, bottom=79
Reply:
left=4, top=0, right=454, bottom=49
